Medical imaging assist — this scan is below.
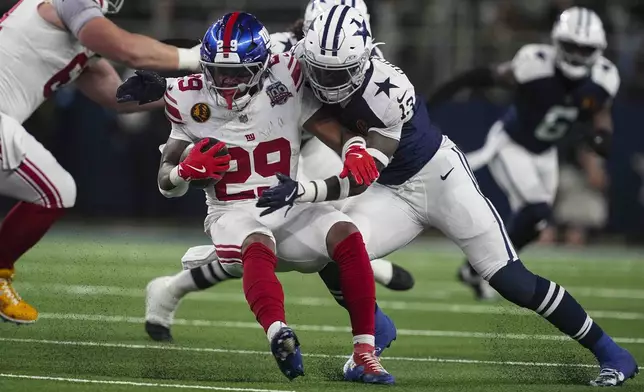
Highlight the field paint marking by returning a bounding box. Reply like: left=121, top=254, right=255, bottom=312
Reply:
left=37, top=313, right=644, bottom=345
left=0, top=337, right=597, bottom=369
left=0, top=373, right=295, bottom=392
left=20, top=283, right=644, bottom=321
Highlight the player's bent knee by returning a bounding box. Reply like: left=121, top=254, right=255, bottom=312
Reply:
left=325, top=220, right=359, bottom=255
left=488, top=260, right=538, bottom=308
left=181, top=245, right=218, bottom=270
left=56, top=169, right=77, bottom=209
left=241, top=233, right=275, bottom=255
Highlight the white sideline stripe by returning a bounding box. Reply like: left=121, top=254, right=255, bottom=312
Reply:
left=0, top=373, right=294, bottom=392
left=19, top=283, right=644, bottom=321
left=0, top=337, right=597, bottom=369
left=36, top=313, right=644, bottom=344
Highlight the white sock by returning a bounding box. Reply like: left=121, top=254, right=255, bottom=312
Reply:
left=370, top=258, right=393, bottom=286
left=353, top=334, right=375, bottom=347
left=167, top=269, right=198, bottom=296
left=266, top=320, right=288, bottom=342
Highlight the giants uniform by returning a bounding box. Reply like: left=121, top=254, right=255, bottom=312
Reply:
left=466, top=44, right=620, bottom=211
left=0, top=0, right=105, bottom=209
left=165, top=53, right=351, bottom=275
left=337, top=57, right=518, bottom=279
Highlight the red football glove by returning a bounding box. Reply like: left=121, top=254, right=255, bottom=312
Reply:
left=178, top=139, right=231, bottom=181
left=339, top=144, right=379, bottom=186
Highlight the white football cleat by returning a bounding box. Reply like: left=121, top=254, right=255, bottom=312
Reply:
left=145, top=276, right=181, bottom=342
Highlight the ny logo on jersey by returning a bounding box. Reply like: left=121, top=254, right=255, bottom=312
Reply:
left=245, top=133, right=256, bottom=141
left=266, top=81, right=293, bottom=107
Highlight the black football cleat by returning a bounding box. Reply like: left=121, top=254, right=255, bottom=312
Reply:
left=384, top=263, right=415, bottom=291
left=145, top=321, right=173, bottom=342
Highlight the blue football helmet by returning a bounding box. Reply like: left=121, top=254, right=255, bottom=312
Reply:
left=200, top=12, right=272, bottom=110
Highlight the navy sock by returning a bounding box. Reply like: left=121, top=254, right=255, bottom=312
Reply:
left=506, top=203, right=551, bottom=251
left=318, top=262, right=346, bottom=307
left=490, top=261, right=605, bottom=353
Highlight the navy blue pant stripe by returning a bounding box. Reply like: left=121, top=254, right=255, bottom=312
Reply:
left=321, top=5, right=339, bottom=55
left=452, top=147, right=515, bottom=263
left=332, top=6, right=351, bottom=56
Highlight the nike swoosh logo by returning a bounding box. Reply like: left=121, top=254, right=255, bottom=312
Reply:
left=286, top=186, right=297, bottom=202
left=186, top=164, right=206, bottom=173
left=352, top=153, right=363, bottom=159
left=440, top=167, right=454, bottom=181
left=396, top=90, right=407, bottom=103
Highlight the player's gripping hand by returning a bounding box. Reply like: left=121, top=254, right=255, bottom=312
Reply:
left=116, top=70, right=167, bottom=104
left=340, top=144, right=379, bottom=186
left=178, top=139, right=231, bottom=182
left=256, top=173, right=299, bottom=217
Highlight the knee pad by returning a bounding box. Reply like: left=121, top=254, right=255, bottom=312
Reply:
left=488, top=260, right=538, bottom=308
left=181, top=245, right=218, bottom=270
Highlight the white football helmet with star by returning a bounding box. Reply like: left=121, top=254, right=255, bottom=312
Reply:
left=551, top=7, right=607, bottom=79
left=303, top=5, right=373, bottom=104
left=303, top=0, right=371, bottom=36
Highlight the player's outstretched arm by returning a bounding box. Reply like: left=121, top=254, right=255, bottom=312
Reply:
left=48, top=0, right=199, bottom=71
left=78, top=18, right=199, bottom=71
left=75, top=59, right=165, bottom=112
left=426, top=62, right=516, bottom=106
left=587, top=101, right=614, bottom=158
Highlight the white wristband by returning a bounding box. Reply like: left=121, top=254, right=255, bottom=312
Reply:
left=297, top=180, right=328, bottom=203
left=366, top=147, right=390, bottom=168
left=169, top=166, right=188, bottom=186
left=337, top=175, right=351, bottom=200
left=177, top=47, right=201, bottom=71
left=342, top=136, right=366, bottom=161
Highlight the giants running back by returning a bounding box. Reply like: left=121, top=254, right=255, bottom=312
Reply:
left=162, top=51, right=316, bottom=207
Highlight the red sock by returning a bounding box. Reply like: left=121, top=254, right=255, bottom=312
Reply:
left=332, top=232, right=375, bottom=338
left=0, top=202, right=66, bottom=270
left=242, top=242, right=285, bottom=332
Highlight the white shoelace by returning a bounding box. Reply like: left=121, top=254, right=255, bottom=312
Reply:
left=0, top=279, right=21, bottom=306
left=358, top=352, right=386, bottom=374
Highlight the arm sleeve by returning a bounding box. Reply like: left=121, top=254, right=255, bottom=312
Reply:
left=53, top=0, right=104, bottom=38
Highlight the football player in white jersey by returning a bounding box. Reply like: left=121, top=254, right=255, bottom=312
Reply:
left=257, top=5, right=638, bottom=386
left=135, top=0, right=410, bottom=346
left=270, top=0, right=408, bottom=291
left=0, top=0, right=202, bottom=324
left=146, top=13, right=393, bottom=384
left=428, top=7, right=619, bottom=302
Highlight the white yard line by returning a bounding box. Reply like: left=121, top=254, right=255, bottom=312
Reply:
left=0, top=373, right=295, bottom=392
left=0, top=337, right=597, bottom=369
left=36, top=313, right=644, bottom=344
left=18, top=283, right=644, bottom=320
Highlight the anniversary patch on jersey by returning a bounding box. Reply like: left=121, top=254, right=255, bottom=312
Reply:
left=266, top=81, right=293, bottom=106
left=191, top=103, right=211, bottom=123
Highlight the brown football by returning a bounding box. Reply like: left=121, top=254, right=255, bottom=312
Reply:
left=180, top=137, right=228, bottom=189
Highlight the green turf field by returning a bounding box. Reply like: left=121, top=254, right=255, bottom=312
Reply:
left=1, top=232, right=642, bottom=392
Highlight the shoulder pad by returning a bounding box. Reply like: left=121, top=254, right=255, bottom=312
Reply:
left=360, top=58, right=415, bottom=128
left=591, top=57, right=620, bottom=97
left=270, top=31, right=298, bottom=53
left=512, top=44, right=556, bottom=83
left=164, top=75, right=207, bottom=125
left=267, top=52, right=304, bottom=92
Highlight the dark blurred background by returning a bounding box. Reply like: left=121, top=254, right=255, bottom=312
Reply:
left=2, top=0, right=643, bottom=245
